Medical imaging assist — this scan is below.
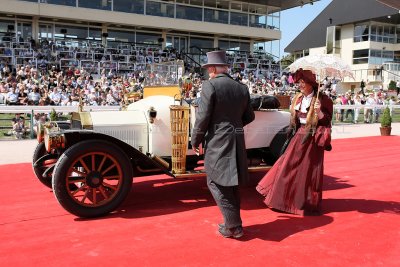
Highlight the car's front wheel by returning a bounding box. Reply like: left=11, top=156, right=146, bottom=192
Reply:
left=32, top=142, right=58, bottom=188
left=52, top=140, right=133, bottom=217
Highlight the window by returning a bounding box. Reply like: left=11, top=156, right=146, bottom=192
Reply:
left=0, top=20, right=15, bottom=34
left=369, top=49, right=394, bottom=65
left=189, top=37, right=213, bottom=52
left=394, top=50, right=400, bottom=61
left=136, top=32, right=160, bottom=45
left=107, top=30, right=135, bottom=43
left=176, top=5, right=202, bottom=21
left=38, top=24, right=53, bottom=40
left=230, top=12, right=248, bottom=26
left=354, top=24, right=369, bottom=42
left=176, top=0, right=203, bottom=6
left=326, top=26, right=334, bottom=54
left=219, top=40, right=250, bottom=52
left=17, top=23, right=32, bottom=41
left=231, top=2, right=242, bottom=11
left=113, top=0, right=144, bottom=14
left=88, top=28, right=101, bottom=41
left=54, top=25, right=88, bottom=40
left=370, top=24, right=395, bottom=44
left=249, top=14, right=266, bottom=28
left=353, top=49, right=369, bottom=64
left=204, top=9, right=229, bottom=24
left=267, top=11, right=280, bottom=30
left=397, top=26, right=400, bottom=43
left=326, top=26, right=341, bottom=54
left=45, top=0, right=76, bottom=6
left=146, top=1, right=174, bottom=18
left=78, top=0, right=111, bottom=11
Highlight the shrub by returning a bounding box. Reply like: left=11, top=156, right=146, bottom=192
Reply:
left=380, top=107, right=392, bottom=128
left=388, top=80, right=396, bottom=91
left=49, top=108, right=58, bottom=121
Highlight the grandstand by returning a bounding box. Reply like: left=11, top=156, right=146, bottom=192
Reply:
left=0, top=0, right=310, bottom=78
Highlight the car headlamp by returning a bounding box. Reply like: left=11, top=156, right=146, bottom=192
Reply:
left=43, top=123, right=65, bottom=152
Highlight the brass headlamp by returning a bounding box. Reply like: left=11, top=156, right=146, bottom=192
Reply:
left=43, top=123, right=66, bottom=152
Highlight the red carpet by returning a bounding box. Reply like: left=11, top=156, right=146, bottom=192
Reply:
left=0, top=136, right=399, bottom=266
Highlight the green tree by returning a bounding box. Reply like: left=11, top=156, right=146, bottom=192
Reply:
left=280, top=54, right=294, bottom=70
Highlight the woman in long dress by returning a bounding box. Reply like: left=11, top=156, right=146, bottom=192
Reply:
left=256, top=69, right=333, bottom=215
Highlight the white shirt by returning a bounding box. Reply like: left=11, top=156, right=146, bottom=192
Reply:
left=297, top=91, right=314, bottom=124
left=28, top=92, right=41, bottom=102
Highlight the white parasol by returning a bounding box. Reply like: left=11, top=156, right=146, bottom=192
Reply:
left=287, top=54, right=354, bottom=80
left=287, top=54, right=354, bottom=135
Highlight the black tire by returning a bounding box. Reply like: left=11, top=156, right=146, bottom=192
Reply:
left=32, top=142, right=57, bottom=188
left=52, top=140, right=133, bottom=218
left=269, top=127, right=290, bottom=162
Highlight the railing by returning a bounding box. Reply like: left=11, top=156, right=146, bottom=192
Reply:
left=1, top=104, right=399, bottom=140
left=0, top=105, right=122, bottom=139
left=332, top=104, right=400, bottom=125
left=382, top=69, right=400, bottom=84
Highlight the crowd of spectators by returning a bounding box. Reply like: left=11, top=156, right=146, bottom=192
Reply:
left=1, top=39, right=400, bottom=139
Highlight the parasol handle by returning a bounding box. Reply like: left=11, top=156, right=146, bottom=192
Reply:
left=312, top=71, right=322, bottom=136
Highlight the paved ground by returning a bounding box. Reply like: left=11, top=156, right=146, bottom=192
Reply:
left=0, top=122, right=399, bottom=165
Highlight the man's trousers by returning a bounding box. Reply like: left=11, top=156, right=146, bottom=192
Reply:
left=207, top=177, right=242, bottom=229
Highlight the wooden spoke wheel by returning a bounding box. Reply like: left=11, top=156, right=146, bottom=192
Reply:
left=32, top=142, right=58, bottom=188
left=52, top=140, right=133, bottom=217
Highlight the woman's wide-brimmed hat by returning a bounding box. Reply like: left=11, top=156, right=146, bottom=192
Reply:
left=202, top=50, right=230, bottom=68
left=293, top=68, right=318, bottom=88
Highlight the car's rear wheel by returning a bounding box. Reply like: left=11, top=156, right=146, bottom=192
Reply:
left=52, top=140, right=133, bottom=217
left=32, top=142, right=58, bottom=188
left=265, top=127, right=290, bottom=164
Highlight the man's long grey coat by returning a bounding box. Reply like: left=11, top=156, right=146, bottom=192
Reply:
left=191, top=73, right=255, bottom=186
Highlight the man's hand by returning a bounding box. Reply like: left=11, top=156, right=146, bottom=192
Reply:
left=192, top=146, right=200, bottom=156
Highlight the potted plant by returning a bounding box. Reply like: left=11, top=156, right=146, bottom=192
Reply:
left=49, top=108, right=58, bottom=122
left=380, top=106, right=392, bottom=136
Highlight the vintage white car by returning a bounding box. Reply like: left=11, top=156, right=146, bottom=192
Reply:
left=33, top=95, right=290, bottom=217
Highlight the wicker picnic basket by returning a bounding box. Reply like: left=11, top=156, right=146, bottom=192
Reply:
left=169, top=105, right=190, bottom=174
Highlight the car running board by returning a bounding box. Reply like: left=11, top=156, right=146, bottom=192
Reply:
left=173, top=165, right=272, bottom=179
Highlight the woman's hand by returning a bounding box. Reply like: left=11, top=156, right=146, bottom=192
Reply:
left=314, top=100, right=324, bottom=119
left=314, top=100, right=321, bottom=113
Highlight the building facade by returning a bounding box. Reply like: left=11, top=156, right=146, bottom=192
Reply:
left=0, top=0, right=318, bottom=77
left=285, top=0, right=400, bottom=92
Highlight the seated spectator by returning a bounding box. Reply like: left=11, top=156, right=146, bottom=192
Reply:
left=60, top=89, right=70, bottom=106
left=28, top=87, right=41, bottom=105
left=49, top=87, right=62, bottom=105
left=12, top=113, right=26, bottom=139
left=6, top=87, right=19, bottom=105
left=33, top=113, right=47, bottom=137
left=18, top=85, right=29, bottom=105
left=106, top=88, right=118, bottom=105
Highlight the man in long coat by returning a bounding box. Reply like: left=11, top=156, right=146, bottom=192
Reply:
left=191, top=51, right=255, bottom=238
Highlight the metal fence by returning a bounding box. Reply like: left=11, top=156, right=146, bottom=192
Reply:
left=0, top=105, right=121, bottom=139
left=1, top=104, right=399, bottom=139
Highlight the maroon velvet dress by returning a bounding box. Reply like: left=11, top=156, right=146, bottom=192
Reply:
left=256, top=94, right=333, bottom=215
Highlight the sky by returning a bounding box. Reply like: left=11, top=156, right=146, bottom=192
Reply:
left=279, top=0, right=332, bottom=57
